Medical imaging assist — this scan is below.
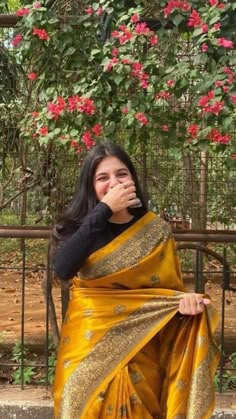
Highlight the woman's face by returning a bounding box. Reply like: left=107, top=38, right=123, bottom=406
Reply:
left=93, top=155, right=133, bottom=201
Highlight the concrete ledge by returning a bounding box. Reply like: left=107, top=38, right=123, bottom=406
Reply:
left=0, top=400, right=53, bottom=419
left=0, top=388, right=235, bottom=419
left=0, top=402, right=236, bottom=419
left=212, top=410, right=236, bottom=418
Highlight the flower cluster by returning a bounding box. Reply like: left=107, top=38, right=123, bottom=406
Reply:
left=11, top=34, right=23, bottom=47
left=111, top=19, right=156, bottom=47
left=16, top=8, right=29, bottom=17
left=135, top=112, right=148, bottom=125
left=198, top=91, right=224, bottom=116
left=47, top=96, right=96, bottom=120
left=163, top=0, right=190, bottom=18
left=207, top=129, right=231, bottom=144
left=33, top=27, right=50, bottom=40
left=155, top=91, right=171, bottom=101
left=187, top=124, right=199, bottom=138
left=34, top=95, right=99, bottom=151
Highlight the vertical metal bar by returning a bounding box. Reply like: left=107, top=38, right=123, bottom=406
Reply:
left=219, top=247, right=227, bottom=393
left=195, top=249, right=200, bottom=293
left=21, top=237, right=26, bottom=389
left=219, top=287, right=225, bottom=393
left=45, top=242, right=51, bottom=389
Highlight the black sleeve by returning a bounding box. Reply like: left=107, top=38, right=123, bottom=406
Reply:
left=53, top=202, right=113, bottom=280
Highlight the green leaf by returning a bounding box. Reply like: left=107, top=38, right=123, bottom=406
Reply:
left=114, top=75, right=124, bottom=86
left=172, top=14, right=185, bottom=27
left=70, top=129, right=78, bottom=137
left=48, top=17, right=59, bottom=24
left=222, top=116, right=233, bottom=130
left=192, top=28, right=203, bottom=37
left=209, top=15, right=221, bottom=25
left=53, top=128, right=61, bottom=135
left=63, top=47, right=76, bottom=56
left=91, top=49, right=101, bottom=56
left=104, top=121, right=116, bottom=135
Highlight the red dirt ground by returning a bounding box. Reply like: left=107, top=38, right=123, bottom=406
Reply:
left=0, top=270, right=235, bottom=347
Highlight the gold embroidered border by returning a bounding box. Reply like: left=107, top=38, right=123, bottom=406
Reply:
left=79, top=216, right=171, bottom=279
left=58, top=296, right=179, bottom=418
left=186, top=338, right=219, bottom=418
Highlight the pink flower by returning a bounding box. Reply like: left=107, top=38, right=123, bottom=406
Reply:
left=96, top=7, right=103, bottom=16
left=167, top=79, right=175, bottom=87
left=39, top=126, right=48, bottom=136
left=91, top=124, right=102, bottom=136
left=33, top=28, right=50, bottom=40
left=33, top=2, right=41, bottom=8
left=155, top=91, right=170, bottom=100
left=218, top=38, right=234, bottom=49
left=47, top=97, right=66, bottom=119
left=207, top=129, right=230, bottom=144
left=222, top=86, right=229, bottom=92
left=105, top=57, right=119, bottom=71
left=112, top=48, right=119, bottom=57
left=230, top=95, right=236, bottom=104
left=119, top=30, right=133, bottom=45
left=82, top=131, right=96, bottom=149
left=215, top=80, right=222, bottom=87
left=16, top=8, right=29, bottom=16
left=201, top=24, right=209, bottom=33
left=119, top=25, right=127, bottom=31
left=131, top=13, right=139, bottom=23
left=70, top=140, right=78, bottom=148
left=122, top=58, right=131, bottom=65
left=231, top=153, right=236, bottom=160
left=86, top=7, right=93, bottom=15
left=205, top=101, right=225, bottom=115
left=217, top=3, right=225, bottom=8
left=111, top=31, right=120, bottom=38
left=150, top=36, right=158, bottom=46
left=209, top=0, right=218, bottom=5
left=135, top=22, right=152, bottom=35
left=187, top=124, right=198, bottom=138
left=161, top=125, right=169, bottom=131
left=163, top=0, right=190, bottom=18
left=214, top=23, right=221, bottom=30
left=67, top=95, right=82, bottom=112
left=79, top=98, right=96, bottom=115
left=201, top=43, right=208, bottom=52
left=32, top=112, right=39, bottom=117
left=140, top=80, right=148, bottom=89
left=187, top=10, right=202, bottom=27
left=122, top=107, right=129, bottom=114
left=75, top=146, right=83, bottom=154
left=198, top=91, right=214, bottom=107
left=11, top=34, right=23, bottom=47
left=135, top=112, right=148, bottom=125
left=28, top=72, right=37, bottom=81
left=131, top=62, right=143, bottom=74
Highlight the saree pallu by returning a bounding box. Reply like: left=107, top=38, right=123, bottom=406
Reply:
left=53, top=211, right=220, bottom=419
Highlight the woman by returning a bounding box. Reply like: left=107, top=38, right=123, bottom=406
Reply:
left=52, top=143, right=219, bottom=419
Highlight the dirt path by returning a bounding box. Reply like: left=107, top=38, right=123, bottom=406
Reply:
left=0, top=271, right=235, bottom=347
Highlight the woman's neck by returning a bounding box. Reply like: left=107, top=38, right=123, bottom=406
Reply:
left=109, top=209, right=134, bottom=224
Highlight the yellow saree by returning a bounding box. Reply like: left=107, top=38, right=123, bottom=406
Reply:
left=53, top=211, right=220, bottom=419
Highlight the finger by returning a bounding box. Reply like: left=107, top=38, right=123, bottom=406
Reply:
left=178, top=299, right=185, bottom=314
left=203, top=298, right=211, bottom=305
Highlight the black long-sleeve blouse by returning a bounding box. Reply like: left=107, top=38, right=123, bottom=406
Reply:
left=53, top=202, right=146, bottom=280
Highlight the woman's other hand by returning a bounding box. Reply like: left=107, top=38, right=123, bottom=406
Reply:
left=178, top=293, right=211, bottom=315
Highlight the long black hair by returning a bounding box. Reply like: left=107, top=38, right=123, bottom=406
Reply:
left=52, top=142, right=147, bottom=246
